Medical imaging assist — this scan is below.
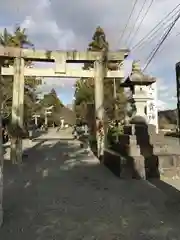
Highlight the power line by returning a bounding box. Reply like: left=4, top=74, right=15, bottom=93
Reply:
left=125, top=0, right=149, bottom=45
left=143, top=11, right=180, bottom=71
left=150, top=30, right=180, bottom=57
left=131, top=3, right=180, bottom=50
left=132, top=10, right=179, bottom=52
left=128, top=0, right=154, bottom=47
left=124, top=0, right=148, bottom=44
left=118, top=0, right=139, bottom=46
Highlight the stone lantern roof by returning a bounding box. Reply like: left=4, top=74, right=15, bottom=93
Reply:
left=121, top=61, right=156, bottom=87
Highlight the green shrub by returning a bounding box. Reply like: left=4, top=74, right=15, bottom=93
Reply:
left=107, top=124, right=124, bottom=147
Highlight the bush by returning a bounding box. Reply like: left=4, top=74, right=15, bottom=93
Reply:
left=107, top=124, right=124, bottom=147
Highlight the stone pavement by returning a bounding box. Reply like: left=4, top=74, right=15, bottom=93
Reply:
left=3, top=127, right=71, bottom=161
left=1, top=129, right=180, bottom=239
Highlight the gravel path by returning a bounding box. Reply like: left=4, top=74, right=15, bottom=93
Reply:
left=1, top=130, right=180, bottom=239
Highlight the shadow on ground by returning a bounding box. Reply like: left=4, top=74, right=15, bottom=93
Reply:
left=1, top=139, right=180, bottom=239
left=104, top=120, right=180, bottom=208
left=32, top=138, right=74, bottom=141
left=30, top=129, right=48, bottom=139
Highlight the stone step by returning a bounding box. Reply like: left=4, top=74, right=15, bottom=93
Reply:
left=118, top=134, right=178, bottom=146
left=113, top=141, right=180, bottom=156
left=105, top=147, right=180, bottom=180
left=153, top=145, right=180, bottom=155
left=159, top=155, right=180, bottom=169
left=160, top=168, right=180, bottom=179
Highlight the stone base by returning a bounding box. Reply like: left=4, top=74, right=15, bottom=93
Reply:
left=123, top=124, right=164, bottom=145
left=106, top=120, right=180, bottom=179
left=117, top=122, right=180, bottom=179
left=132, top=155, right=146, bottom=179
left=158, top=155, right=180, bottom=179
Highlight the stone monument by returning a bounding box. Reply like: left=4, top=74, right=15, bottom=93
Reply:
left=107, top=61, right=180, bottom=179
left=119, top=61, right=161, bottom=179
left=146, top=81, right=158, bottom=133
left=116, top=61, right=180, bottom=180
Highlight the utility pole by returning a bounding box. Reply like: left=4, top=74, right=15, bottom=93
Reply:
left=176, top=62, right=180, bottom=144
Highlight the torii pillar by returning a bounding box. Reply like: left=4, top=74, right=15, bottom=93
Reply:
left=94, top=55, right=105, bottom=158
left=10, top=57, right=25, bottom=164
left=0, top=65, right=3, bottom=226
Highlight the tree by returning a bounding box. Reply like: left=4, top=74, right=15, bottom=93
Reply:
left=11, top=26, right=34, bottom=48
left=74, top=26, right=126, bottom=123
left=39, top=89, right=63, bottom=125
left=83, top=26, right=108, bottom=70
left=0, top=26, right=33, bottom=67
left=40, top=88, right=63, bottom=110
left=0, top=26, right=33, bottom=48
left=0, top=28, right=13, bottom=46
left=0, top=26, right=39, bottom=124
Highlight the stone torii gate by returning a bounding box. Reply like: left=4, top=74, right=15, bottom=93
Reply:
left=0, top=46, right=129, bottom=226
left=0, top=46, right=129, bottom=163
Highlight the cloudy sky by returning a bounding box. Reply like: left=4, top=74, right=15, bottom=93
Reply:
left=0, top=0, right=180, bottom=109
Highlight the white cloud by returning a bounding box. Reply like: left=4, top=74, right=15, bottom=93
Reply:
left=20, top=0, right=76, bottom=95
left=21, top=0, right=75, bottom=50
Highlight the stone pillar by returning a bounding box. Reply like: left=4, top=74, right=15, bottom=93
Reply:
left=34, top=116, right=38, bottom=126
left=132, top=85, right=148, bottom=121
left=11, top=57, right=25, bottom=164
left=45, top=113, right=48, bottom=126
left=94, top=56, right=105, bottom=157
left=0, top=66, right=3, bottom=226
left=0, top=152, right=2, bottom=226
left=60, top=119, right=64, bottom=128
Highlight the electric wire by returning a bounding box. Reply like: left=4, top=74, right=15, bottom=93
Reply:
left=132, top=10, right=179, bottom=52
left=131, top=3, right=180, bottom=50
left=143, top=11, right=180, bottom=71
left=127, top=0, right=154, bottom=47
left=152, top=30, right=180, bottom=56
left=125, top=0, right=149, bottom=46
left=118, top=0, right=139, bottom=46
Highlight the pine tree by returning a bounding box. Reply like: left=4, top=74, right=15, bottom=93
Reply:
left=74, top=26, right=126, bottom=122
left=0, top=26, right=39, bottom=123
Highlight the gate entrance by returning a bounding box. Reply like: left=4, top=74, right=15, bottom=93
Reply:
left=0, top=46, right=129, bottom=163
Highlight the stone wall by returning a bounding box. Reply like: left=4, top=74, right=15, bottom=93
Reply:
left=105, top=124, right=180, bottom=180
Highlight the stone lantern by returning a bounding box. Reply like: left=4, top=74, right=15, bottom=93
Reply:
left=121, top=61, right=155, bottom=123
left=119, top=61, right=158, bottom=179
